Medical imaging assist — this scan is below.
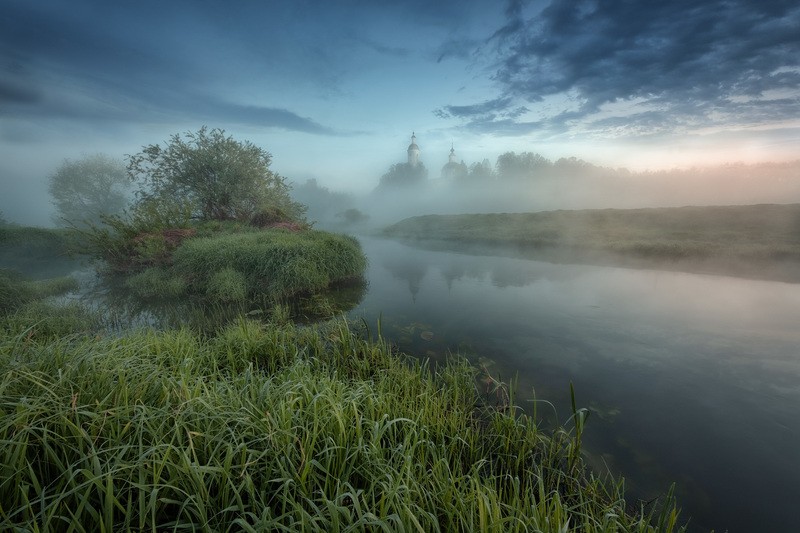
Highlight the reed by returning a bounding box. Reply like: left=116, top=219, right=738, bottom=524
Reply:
left=0, top=317, right=684, bottom=532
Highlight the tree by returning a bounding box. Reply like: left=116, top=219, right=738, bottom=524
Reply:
left=127, top=127, right=305, bottom=224
left=376, top=162, right=428, bottom=190
left=495, top=151, right=552, bottom=180
left=466, top=159, right=494, bottom=182
left=48, top=154, right=131, bottom=227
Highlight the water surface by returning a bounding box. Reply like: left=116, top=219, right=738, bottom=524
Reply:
left=348, top=237, right=800, bottom=533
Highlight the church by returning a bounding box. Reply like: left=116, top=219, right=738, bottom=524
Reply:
left=377, top=132, right=471, bottom=190
left=404, top=132, right=467, bottom=180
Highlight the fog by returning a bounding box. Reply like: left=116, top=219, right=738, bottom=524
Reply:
left=3, top=136, right=799, bottom=230
left=293, top=156, right=800, bottom=231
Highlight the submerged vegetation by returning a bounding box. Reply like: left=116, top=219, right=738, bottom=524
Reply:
left=0, top=312, right=684, bottom=531
left=384, top=204, right=800, bottom=281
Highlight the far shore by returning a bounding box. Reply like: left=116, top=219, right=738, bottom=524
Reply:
left=383, top=204, right=800, bottom=283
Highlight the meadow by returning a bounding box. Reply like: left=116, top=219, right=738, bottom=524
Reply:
left=383, top=204, right=800, bottom=280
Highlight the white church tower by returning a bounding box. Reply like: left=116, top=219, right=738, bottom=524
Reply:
left=407, top=132, right=420, bottom=167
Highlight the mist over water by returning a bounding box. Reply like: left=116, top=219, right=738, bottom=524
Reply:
left=347, top=237, right=800, bottom=533
left=297, top=160, right=800, bottom=231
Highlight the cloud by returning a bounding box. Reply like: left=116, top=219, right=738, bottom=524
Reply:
left=0, top=0, right=342, bottom=136
left=435, top=97, right=513, bottom=119
left=442, top=0, right=800, bottom=137
left=0, top=80, right=41, bottom=105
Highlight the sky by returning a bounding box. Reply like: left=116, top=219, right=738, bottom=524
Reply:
left=1, top=0, right=799, bottom=225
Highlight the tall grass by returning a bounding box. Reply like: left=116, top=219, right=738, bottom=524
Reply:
left=0, top=318, right=684, bottom=532
left=0, top=269, right=79, bottom=315
left=172, top=229, right=367, bottom=301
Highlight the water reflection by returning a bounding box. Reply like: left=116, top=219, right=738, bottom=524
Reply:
left=349, top=237, right=800, bottom=533
left=77, top=272, right=367, bottom=332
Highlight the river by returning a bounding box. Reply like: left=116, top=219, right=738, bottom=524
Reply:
left=346, top=236, right=800, bottom=533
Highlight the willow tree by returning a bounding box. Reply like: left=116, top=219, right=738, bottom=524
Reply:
left=127, top=127, right=305, bottom=224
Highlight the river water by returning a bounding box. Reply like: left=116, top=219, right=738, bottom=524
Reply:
left=347, top=236, right=800, bottom=533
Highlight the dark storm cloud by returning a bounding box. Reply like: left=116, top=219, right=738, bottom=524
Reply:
left=0, top=0, right=342, bottom=135
left=443, top=0, right=800, bottom=136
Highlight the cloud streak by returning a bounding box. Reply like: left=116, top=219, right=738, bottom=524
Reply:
left=442, top=0, right=800, bottom=136
left=0, top=0, right=343, bottom=135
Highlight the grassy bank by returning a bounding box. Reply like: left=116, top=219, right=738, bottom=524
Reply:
left=0, top=314, right=683, bottom=532
left=0, top=226, right=82, bottom=278
left=384, top=204, right=800, bottom=280
left=82, top=219, right=367, bottom=305
left=0, top=269, right=78, bottom=315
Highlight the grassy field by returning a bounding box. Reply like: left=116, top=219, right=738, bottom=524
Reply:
left=383, top=204, right=800, bottom=280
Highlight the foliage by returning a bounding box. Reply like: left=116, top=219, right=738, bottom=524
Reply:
left=0, top=300, right=102, bottom=339
left=205, top=267, right=248, bottom=303
left=0, top=318, right=685, bottom=532
left=377, top=162, right=428, bottom=189
left=47, top=154, right=131, bottom=227
left=466, top=158, right=495, bottom=181
left=0, top=269, right=79, bottom=315
left=74, top=200, right=195, bottom=272
left=123, top=267, right=187, bottom=300
left=496, top=151, right=552, bottom=180
left=171, top=229, right=367, bottom=302
left=128, top=126, right=305, bottom=224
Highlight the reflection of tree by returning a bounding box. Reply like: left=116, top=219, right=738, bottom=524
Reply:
left=383, top=258, right=428, bottom=302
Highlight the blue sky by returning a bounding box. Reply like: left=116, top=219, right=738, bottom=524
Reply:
left=1, top=0, right=799, bottom=224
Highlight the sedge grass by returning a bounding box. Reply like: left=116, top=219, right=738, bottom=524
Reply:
left=0, top=317, right=685, bottom=532
left=171, top=229, right=367, bottom=301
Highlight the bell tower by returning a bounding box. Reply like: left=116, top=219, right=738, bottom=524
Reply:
left=407, top=132, right=420, bottom=167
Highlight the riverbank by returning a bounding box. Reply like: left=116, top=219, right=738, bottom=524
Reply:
left=0, top=307, right=684, bottom=531
left=383, top=204, right=800, bottom=282
left=0, top=226, right=686, bottom=531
